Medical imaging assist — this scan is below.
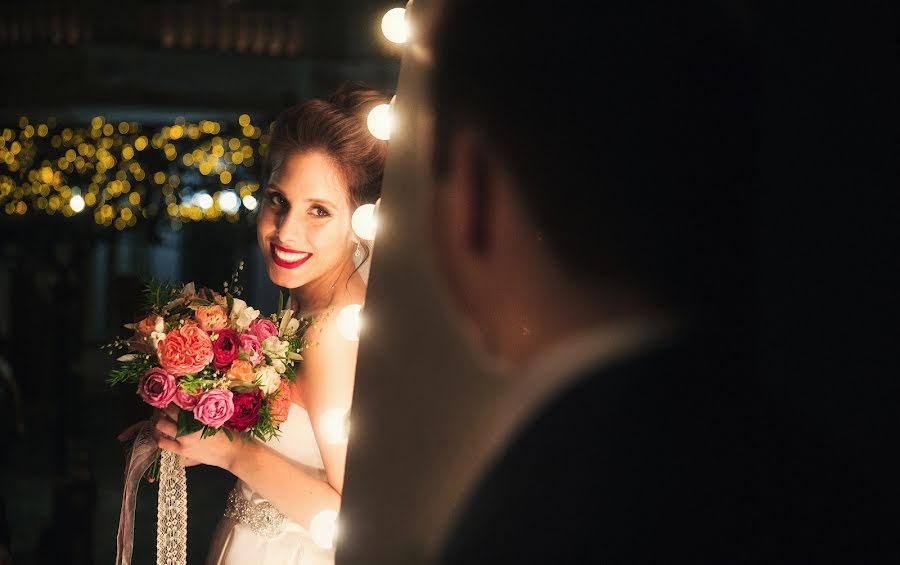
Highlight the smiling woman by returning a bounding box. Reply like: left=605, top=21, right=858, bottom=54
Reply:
left=133, top=82, right=392, bottom=565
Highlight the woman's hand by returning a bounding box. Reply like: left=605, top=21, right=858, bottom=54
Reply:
left=151, top=405, right=242, bottom=471
left=118, top=414, right=200, bottom=476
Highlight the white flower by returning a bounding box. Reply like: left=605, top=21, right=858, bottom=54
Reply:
left=255, top=365, right=281, bottom=394
left=150, top=331, right=166, bottom=351
left=230, top=298, right=261, bottom=332
left=271, top=358, right=287, bottom=375
left=282, top=318, right=300, bottom=337
left=262, top=336, right=289, bottom=358
left=181, top=282, right=196, bottom=297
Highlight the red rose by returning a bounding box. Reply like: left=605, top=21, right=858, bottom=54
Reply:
left=212, top=329, right=240, bottom=370
left=226, top=389, right=263, bottom=432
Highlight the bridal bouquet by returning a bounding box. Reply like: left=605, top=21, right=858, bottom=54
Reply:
left=108, top=269, right=309, bottom=565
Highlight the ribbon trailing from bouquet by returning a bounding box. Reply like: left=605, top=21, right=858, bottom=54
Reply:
left=157, top=449, right=187, bottom=565
left=115, top=422, right=188, bottom=565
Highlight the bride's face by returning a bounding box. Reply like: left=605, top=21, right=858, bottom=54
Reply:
left=256, top=150, right=356, bottom=290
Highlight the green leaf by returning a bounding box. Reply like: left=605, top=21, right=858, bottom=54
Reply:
left=226, top=293, right=234, bottom=315
left=276, top=290, right=284, bottom=314
left=176, top=409, right=204, bottom=437
left=222, top=428, right=234, bottom=441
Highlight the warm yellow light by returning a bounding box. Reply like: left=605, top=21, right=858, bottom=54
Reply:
left=118, top=122, right=129, bottom=134
left=366, top=103, right=392, bottom=140
left=336, top=304, right=363, bottom=341
left=154, top=171, right=166, bottom=184
left=242, top=194, right=258, bottom=210
left=219, top=171, right=232, bottom=185
left=135, top=136, right=148, bottom=151
left=122, top=145, right=134, bottom=160
left=39, top=167, right=54, bottom=184
left=381, top=7, right=409, bottom=43
left=238, top=114, right=251, bottom=127
left=351, top=203, right=377, bottom=240
left=169, top=124, right=184, bottom=139
left=128, top=192, right=141, bottom=206
left=309, top=510, right=339, bottom=549
left=37, top=124, right=48, bottom=137
left=102, top=123, right=114, bottom=136
left=182, top=154, right=194, bottom=166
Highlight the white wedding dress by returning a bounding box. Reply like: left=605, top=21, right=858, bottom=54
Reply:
left=205, top=403, right=334, bottom=565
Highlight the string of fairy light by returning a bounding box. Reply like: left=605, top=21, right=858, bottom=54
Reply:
left=0, top=5, right=407, bottom=233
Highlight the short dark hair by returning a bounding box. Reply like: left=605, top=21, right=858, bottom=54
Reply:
left=430, top=2, right=758, bottom=314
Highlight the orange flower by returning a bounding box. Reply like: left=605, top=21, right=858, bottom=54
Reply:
left=136, top=315, right=162, bottom=337
left=158, top=322, right=214, bottom=377
left=225, top=359, right=254, bottom=383
left=194, top=305, right=228, bottom=332
left=269, top=379, right=292, bottom=425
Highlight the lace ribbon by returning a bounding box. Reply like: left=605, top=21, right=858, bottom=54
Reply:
left=156, top=449, right=187, bottom=565
left=115, top=423, right=188, bottom=565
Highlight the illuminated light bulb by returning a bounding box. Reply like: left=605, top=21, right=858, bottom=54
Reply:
left=367, top=103, right=392, bottom=141
left=195, top=192, right=214, bottom=210
left=242, top=194, right=258, bottom=210
left=218, top=191, right=240, bottom=213
left=351, top=203, right=377, bottom=240
left=381, top=7, right=408, bottom=44
left=336, top=304, right=363, bottom=341
left=310, top=510, right=339, bottom=549
left=319, top=408, right=350, bottom=444
left=70, top=194, right=85, bottom=213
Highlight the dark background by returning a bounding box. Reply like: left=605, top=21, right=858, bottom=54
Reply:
left=0, top=2, right=400, bottom=563
left=1, top=1, right=898, bottom=564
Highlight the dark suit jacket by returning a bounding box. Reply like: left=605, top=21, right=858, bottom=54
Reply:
left=436, top=329, right=784, bottom=564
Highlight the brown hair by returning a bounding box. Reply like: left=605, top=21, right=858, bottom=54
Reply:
left=262, top=81, right=390, bottom=210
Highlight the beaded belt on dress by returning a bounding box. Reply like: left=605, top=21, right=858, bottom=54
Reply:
left=223, top=485, right=287, bottom=539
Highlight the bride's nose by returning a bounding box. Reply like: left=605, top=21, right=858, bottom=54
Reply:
left=275, top=209, right=306, bottom=243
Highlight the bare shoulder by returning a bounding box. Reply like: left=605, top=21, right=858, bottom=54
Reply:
left=301, top=272, right=366, bottom=376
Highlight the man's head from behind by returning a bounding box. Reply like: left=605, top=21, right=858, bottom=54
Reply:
left=427, top=1, right=757, bottom=366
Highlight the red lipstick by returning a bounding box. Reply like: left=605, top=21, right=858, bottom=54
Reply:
left=271, top=243, right=312, bottom=269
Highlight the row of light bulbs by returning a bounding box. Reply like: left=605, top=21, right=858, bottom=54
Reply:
left=315, top=10, right=404, bottom=546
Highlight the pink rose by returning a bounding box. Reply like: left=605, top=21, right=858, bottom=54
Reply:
left=249, top=319, right=279, bottom=342
left=238, top=334, right=263, bottom=366
left=158, top=322, right=214, bottom=376
left=173, top=388, right=199, bottom=410
left=138, top=368, right=177, bottom=408
left=213, top=329, right=240, bottom=370
left=194, top=305, right=228, bottom=332
left=193, top=389, right=235, bottom=427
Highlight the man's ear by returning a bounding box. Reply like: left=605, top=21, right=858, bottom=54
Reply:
left=448, top=132, right=494, bottom=256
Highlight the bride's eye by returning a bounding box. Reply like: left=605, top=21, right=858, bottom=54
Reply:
left=310, top=205, right=331, bottom=218
left=264, top=192, right=287, bottom=208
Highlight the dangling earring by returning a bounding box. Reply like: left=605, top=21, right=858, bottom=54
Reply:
left=354, top=241, right=362, bottom=258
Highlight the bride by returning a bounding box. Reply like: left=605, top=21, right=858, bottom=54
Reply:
left=145, top=83, right=389, bottom=564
